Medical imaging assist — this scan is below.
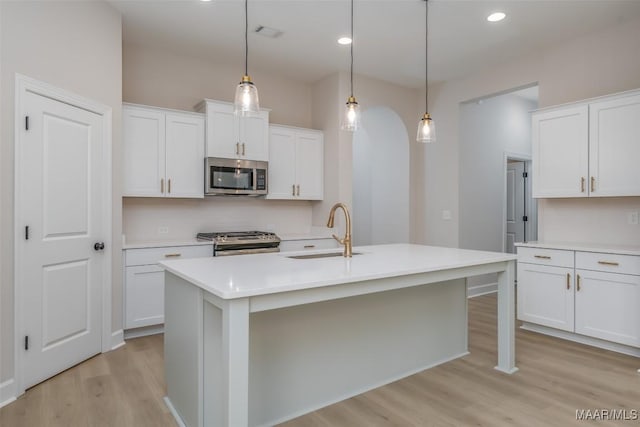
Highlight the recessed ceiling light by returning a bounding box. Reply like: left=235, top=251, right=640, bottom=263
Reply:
left=338, top=37, right=352, bottom=45
left=487, top=12, right=506, bottom=22
left=200, top=0, right=212, bottom=2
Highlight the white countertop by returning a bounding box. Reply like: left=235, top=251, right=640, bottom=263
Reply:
left=123, top=239, right=213, bottom=250
left=159, top=243, right=516, bottom=300
left=515, top=241, right=640, bottom=256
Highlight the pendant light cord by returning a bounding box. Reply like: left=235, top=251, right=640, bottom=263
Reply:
left=350, top=0, right=354, bottom=98
left=245, top=0, right=249, bottom=76
left=425, top=0, right=429, bottom=112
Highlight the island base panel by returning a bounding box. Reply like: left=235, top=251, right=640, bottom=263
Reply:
left=200, top=278, right=467, bottom=427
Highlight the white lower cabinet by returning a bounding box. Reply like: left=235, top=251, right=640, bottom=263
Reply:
left=517, top=245, right=640, bottom=350
left=574, top=269, right=640, bottom=347
left=124, top=244, right=213, bottom=330
left=279, top=238, right=339, bottom=252
left=517, top=263, right=574, bottom=332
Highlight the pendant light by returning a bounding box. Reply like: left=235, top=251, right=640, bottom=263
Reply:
left=234, top=0, right=260, bottom=116
left=417, top=0, right=436, bottom=143
left=341, top=0, right=360, bottom=131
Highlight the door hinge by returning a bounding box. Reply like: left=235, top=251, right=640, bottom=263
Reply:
left=25, top=226, right=29, bottom=240
left=24, top=335, right=29, bottom=351
left=25, top=116, right=29, bottom=131
left=523, top=215, right=528, bottom=222
left=522, top=172, right=528, bottom=178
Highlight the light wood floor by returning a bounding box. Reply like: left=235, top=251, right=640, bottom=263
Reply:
left=2, top=294, right=639, bottom=426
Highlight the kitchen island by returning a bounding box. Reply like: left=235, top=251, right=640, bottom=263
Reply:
left=160, top=244, right=517, bottom=427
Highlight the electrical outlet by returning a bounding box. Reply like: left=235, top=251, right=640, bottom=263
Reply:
left=158, top=226, right=169, bottom=234
left=442, top=210, right=452, bottom=220
left=629, top=211, right=639, bottom=225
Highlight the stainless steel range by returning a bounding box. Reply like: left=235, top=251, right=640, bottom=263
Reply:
left=196, top=231, right=280, bottom=256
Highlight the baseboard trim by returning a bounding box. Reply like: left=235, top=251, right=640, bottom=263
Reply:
left=124, top=325, right=164, bottom=340
left=110, top=329, right=125, bottom=351
left=0, top=379, right=17, bottom=409
left=164, top=396, right=187, bottom=427
left=467, top=282, right=497, bottom=298
left=521, top=322, right=640, bottom=357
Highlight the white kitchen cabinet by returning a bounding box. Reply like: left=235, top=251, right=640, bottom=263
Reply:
left=279, top=237, right=338, bottom=252
left=123, top=104, right=204, bottom=198
left=532, top=105, right=588, bottom=198
left=588, top=93, right=640, bottom=197
left=517, top=249, right=575, bottom=332
left=532, top=89, right=640, bottom=198
left=267, top=124, right=323, bottom=200
left=517, top=244, right=640, bottom=352
left=198, top=99, right=269, bottom=161
left=124, top=243, right=213, bottom=331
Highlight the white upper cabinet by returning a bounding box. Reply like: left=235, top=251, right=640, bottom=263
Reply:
left=199, top=99, right=269, bottom=161
left=532, top=105, right=588, bottom=198
left=532, top=89, right=640, bottom=198
left=267, top=125, right=324, bottom=200
left=123, top=104, right=204, bottom=198
left=589, top=93, right=640, bottom=197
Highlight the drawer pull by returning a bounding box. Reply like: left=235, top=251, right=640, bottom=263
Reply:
left=534, top=255, right=551, bottom=259
left=577, top=274, right=581, bottom=292
left=598, top=261, right=619, bottom=266
left=580, top=177, right=585, bottom=193
left=591, top=176, right=595, bottom=192
left=566, top=273, right=570, bottom=290
left=164, top=253, right=182, bottom=258
left=303, top=245, right=316, bottom=249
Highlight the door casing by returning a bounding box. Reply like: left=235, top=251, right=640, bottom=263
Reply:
left=13, top=74, right=113, bottom=396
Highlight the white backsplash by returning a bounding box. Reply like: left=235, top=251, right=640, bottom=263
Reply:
left=538, top=197, right=640, bottom=246
left=122, top=197, right=314, bottom=244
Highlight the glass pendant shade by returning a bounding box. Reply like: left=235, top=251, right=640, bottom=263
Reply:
left=417, top=113, right=436, bottom=143
left=234, top=75, right=260, bottom=116
left=341, top=96, right=360, bottom=131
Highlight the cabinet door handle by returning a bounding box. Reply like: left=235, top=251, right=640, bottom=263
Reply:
left=164, top=253, right=181, bottom=258
left=598, top=261, right=619, bottom=266
left=303, top=245, right=316, bottom=249
left=566, top=273, right=570, bottom=290
left=296, top=184, right=300, bottom=196
left=236, top=142, right=240, bottom=155
left=168, top=179, right=171, bottom=194
left=577, top=274, right=581, bottom=291
left=581, top=177, right=585, bottom=193
left=242, top=143, right=245, bottom=156
left=292, top=184, right=296, bottom=196
left=161, top=178, right=164, bottom=194
left=534, top=255, right=551, bottom=259
left=591, top=176, right=595, bottom=192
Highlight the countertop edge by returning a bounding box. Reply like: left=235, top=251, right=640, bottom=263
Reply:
left=515, top=241, right=640, bottom=256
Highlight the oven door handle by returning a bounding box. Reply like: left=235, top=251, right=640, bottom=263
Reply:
left=215, top=247, right=280, bottom=256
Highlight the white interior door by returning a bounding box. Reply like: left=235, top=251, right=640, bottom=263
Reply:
left=506, top=161, right=526, bottom=254
left=19, top=90, right=104, bottom=389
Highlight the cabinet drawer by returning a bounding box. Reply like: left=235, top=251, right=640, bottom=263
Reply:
left=125, top=244, right=213, bottom=266
left=517, top=247, right=574, bottom=268
left=279, top=238, right=339, bottom=253
left=576, top=251, right=640, bottom=276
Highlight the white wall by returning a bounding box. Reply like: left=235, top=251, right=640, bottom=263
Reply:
left=311, top=72, right=421, bottom=239
left=352, top=107, right=410, bottom=246
left=122, top=43, right=318, bottom=242
left=0, top=1, right=122, bottom=387
left=459, top=93, right=537, bottom=252
left=421, top=15, right=640, bottom=250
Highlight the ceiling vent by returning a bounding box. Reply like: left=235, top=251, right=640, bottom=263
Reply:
left=254, top=25, right=283, bottom=39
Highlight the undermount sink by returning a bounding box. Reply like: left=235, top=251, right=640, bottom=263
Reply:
left=287, top=252, right=362, bottom=259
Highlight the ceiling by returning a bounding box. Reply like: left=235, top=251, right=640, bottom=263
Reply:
left=109, top=0, right=640, bottom=89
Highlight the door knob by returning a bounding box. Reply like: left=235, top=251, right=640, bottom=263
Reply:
left=94, top=242, right=105, bottom=251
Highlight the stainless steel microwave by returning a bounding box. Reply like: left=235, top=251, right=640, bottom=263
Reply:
left=205, top=157, right=268, bottom=196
